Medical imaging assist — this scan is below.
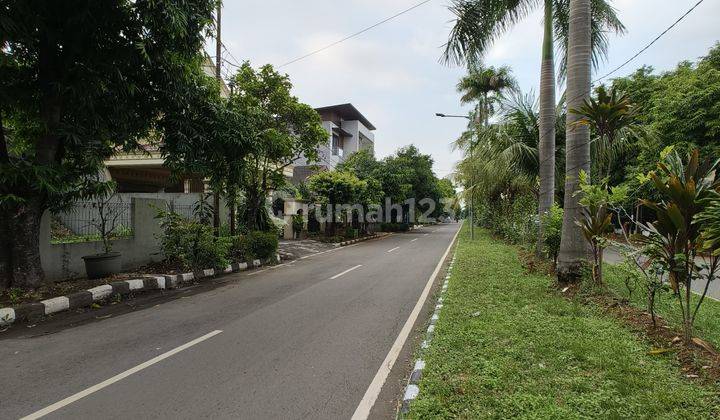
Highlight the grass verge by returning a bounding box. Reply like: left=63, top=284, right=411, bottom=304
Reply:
left=406, top=226, right=718, bottom=419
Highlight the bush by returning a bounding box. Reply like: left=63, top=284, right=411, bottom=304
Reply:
left=157, top=211, right=230, bottom=271
left=228, top=235, right=250, bottom=262
left=541, top=204, right=563, bottom=263
left=380, top=222, right=410, bottom=232
left=245, top=230, right=278, bottom=260
left=344, top=226, right=359, bottom=239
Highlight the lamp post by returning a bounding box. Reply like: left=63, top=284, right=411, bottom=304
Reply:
left=436, top=112, right=477, bottom=240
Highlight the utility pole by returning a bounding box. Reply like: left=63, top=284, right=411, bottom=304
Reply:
left=213, top=1, right=222, bottom=236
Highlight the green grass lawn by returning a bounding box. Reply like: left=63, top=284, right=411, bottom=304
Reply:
left=605, top=263, right=720, bottom=349
left=407, top=226, right=718, bottom=419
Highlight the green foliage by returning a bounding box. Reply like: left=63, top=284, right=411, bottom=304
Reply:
left=478, top=193, right=537, bottom=246
left=380, top=223, right=410, bottom=232
left=634, top=149, right=720, bottom=343
left=1, top=0, right=216, bottom=288
left=157, top=211, right=231, bottom=272
left=230, top=63, right=327, bottom=231
left=291, top=214, right=304, bottom=235
left=541, top=204, right=563, bottom=263
left=610, top=44, right=720, bottom=197
left=575, top=170, right=628, bottom=285
left=571, top=85, right=645, bottom=180
left=245, top=231, right=278, bottom=261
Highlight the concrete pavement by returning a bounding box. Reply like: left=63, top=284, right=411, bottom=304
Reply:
left=0, top=223, right=460, bottom=419
left=605, top=246, right=720, bottom=300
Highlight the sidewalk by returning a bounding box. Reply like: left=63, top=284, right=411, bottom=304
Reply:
left=605, top=247, right=720, bottom=301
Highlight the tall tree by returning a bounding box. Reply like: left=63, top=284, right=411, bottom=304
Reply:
left=443, top=0, right=624, bottom=251
left=229, top=63, right=327, bottom=231
left=457, top=65, right=517, bottom=126
left=0, top=0, right=215, bottom=288
left=557, top=0, right=593, bottom=282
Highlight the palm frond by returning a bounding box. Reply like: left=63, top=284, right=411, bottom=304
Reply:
left=442, top=0, right=539, bottom=66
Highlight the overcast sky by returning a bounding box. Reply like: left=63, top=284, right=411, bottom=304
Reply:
left=213, top=0, right=720, bottom=180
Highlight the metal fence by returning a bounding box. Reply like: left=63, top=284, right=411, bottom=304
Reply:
left=51, top=201, right=134, bottom=243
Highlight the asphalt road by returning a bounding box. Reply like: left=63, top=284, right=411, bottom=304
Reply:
left=0, top=223, right=460, bottom=420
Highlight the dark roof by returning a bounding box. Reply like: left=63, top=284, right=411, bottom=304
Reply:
left=314, top=103, right=376, bottom=130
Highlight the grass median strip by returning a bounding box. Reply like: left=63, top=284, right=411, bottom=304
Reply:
left=406, top=227, right=718, bottom=418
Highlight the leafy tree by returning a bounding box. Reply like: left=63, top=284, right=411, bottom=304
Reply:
left=160, top=72, right=251, bottom=236
left=307, top=171, right=367, bottom=234
left=229, top=63, right=327, bottom=231
left=0, top=0, right=215, bottom=288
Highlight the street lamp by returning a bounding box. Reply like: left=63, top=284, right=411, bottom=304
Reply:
left=436, top=112, right=475, bottom=240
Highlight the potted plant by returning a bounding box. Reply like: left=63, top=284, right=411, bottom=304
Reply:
left=82, top=185, right=126, bottom=279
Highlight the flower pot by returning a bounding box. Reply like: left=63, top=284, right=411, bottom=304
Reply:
left=82, top=252, right=122, bottom=279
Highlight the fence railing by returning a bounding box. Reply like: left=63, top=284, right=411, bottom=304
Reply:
left=50, top=201, right=134, bottom=244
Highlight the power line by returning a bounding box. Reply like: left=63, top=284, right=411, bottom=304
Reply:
left=278, top=0, right=434, bottom=68
left=519, top=0, right=707, bottom=173
left=593, top=0, right=705, bottom=83
left=222, top=43, right=243, bottom=68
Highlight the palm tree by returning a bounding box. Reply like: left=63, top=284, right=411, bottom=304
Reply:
left=443, top=0, right=624, bottom=253
left=571, top=84, right=643, bottom=181
left=457, top=64, right=517, bottom=126
left=455, top=64, right=517, bottom=239
left=557, top=0, right=592, bottom=282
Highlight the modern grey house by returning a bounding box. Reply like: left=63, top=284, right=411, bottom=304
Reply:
left=292, top=103, right=376, bottom=182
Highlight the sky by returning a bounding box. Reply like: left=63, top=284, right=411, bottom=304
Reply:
left=213, top=0, right=720, bottom=180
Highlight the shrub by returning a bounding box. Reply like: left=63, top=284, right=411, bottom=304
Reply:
left=157, top=211, right=231, bottom=271
left=380, top=222, right=410, bottom=232
left=344, top=226, right=359, bottom=239
left=228, top=235, right=250, bottom=263
left=291, top=214, right=304, bottom=238
left=541, top=204, right=563, bottom=264
left=634, top=148, right=720, bottom=343
left=246, top=231, right=278, bottom=260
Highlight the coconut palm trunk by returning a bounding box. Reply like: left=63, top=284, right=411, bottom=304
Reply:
left=557, top=0, right=592, bottom=282
left=537, top=0, right=556, bottom=255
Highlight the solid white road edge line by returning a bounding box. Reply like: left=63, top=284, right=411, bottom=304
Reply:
left=20, top=330, right=223, bottom=420
left=351, top=222, right=462, bottom=420
left=330, top=264, right=363, bottom=280
left=387, top=246, right=400, bottom=253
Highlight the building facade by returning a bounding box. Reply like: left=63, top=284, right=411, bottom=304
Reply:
left=291, top=103, right=376, bottom=183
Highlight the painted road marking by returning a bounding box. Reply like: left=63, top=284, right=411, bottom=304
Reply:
left=410, top=238, right=418, bottom=242
left=330, top=264, right=363, bottom=280
left=423, top=233, right=429, bottom=236
left=246, top=268, right=270, bottom=276
left=387, top=247, right=400, bottom=253
left=351, top=222, right=462, bottom=420
left=21, top=330, right=223, bottom=420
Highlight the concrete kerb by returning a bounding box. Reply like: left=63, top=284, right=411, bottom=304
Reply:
left=338, top=232, right=390, bottom=247
left=399, top=248, right=458, bottom=415
left=0, top=254, right=279, bottom=328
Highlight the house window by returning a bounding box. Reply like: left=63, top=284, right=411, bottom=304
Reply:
left=332, top=134, right=343, bottom=157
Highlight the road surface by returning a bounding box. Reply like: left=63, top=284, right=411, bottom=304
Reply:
left=0, top=223, right=460, bottom=420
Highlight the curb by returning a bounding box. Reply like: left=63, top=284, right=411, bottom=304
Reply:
left=400, top=250, right=457, bottom=415
left=338, top=232, right=390, bottom=247
left=0, top=254, right=281, bottom=327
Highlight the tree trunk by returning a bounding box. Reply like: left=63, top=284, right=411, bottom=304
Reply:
left=8, top=200, right=46, bottom=289
left=557, top=0, right=592, bottom=283
left=537, top=0, right=556, bottom=256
